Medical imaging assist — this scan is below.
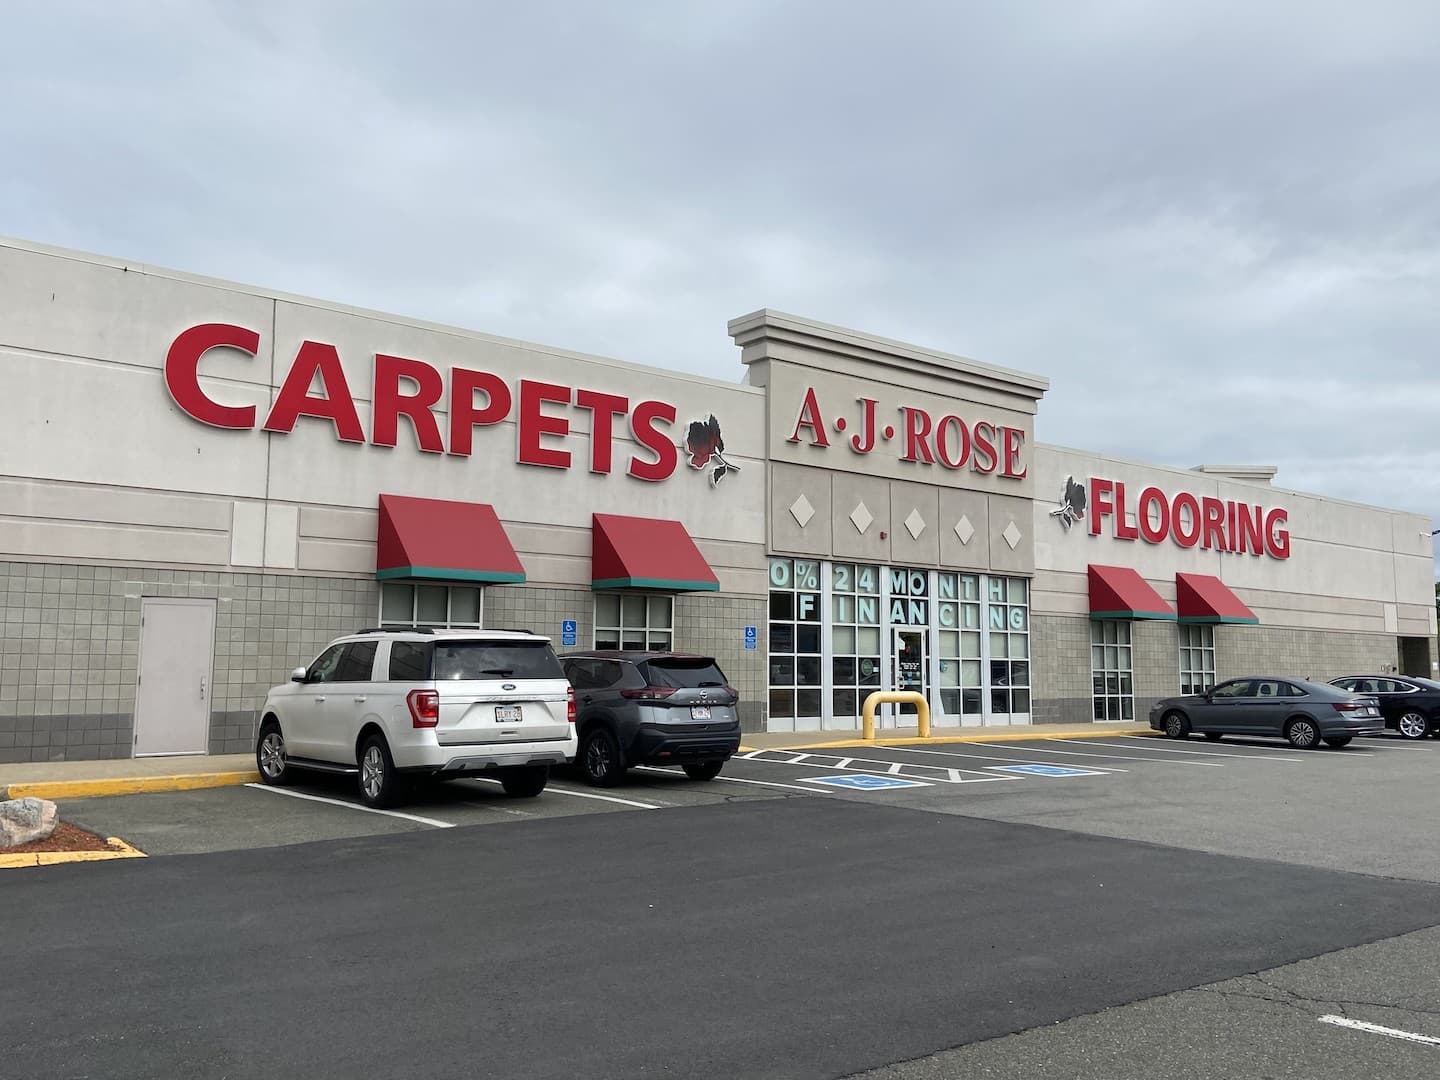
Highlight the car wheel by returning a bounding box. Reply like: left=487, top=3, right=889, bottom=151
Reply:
left=358, top=734, right=402, bottom=808
left=1163, top=711, right=1190, bottom=739
left=500, top=765, right=549, bottom=798
left=682, top=760, right=724, bottom=782
left=1323, top=736, right=1353, bottom=748
left=1397, top=711, right=1430, bottom=740
left=255, top=722, right=292, bottom=785
left=1285, top=717, right=1321, bottom=750
left=579, top=727, right=625, bottom=787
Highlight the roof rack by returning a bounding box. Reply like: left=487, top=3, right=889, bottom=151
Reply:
left=353, top=626, right=436, bottom=635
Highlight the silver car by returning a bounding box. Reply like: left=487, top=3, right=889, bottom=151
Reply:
left=1149, top=676, right=1383, bottom=748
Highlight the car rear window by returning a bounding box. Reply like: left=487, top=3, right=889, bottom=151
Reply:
left=642, top=657, right=729, bottom=689
left=432, top=641, right=565, bottom=680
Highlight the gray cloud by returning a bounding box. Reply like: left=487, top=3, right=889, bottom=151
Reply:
left=4, top=0, right=1438, bottom=572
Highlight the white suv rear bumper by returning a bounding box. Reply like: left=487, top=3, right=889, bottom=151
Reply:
left=391, top=732, right=577, bottom=772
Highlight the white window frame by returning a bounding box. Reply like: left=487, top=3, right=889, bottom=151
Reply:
left=1091, top=619, right=1134, bottom=721
left=1179, top=624, right=1217, bottom=695
left=594, top=592, right=675, bottom=651
left=378, top=582, right=484, bottom=629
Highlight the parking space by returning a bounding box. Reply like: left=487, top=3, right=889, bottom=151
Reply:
left=59, top=732, right=1440, bottom=869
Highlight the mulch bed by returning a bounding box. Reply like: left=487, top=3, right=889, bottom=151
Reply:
left=2, top=821, right=117, bottom=855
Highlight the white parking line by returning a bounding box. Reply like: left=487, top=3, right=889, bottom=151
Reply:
left=632, top=765, right=832, bottom=794
left=888, top=743, right=1197, bottom=769
left=468, top=776, right=662, bottom=810
left=1318, top=1014, right=1440, bottom=1046
left=244, top=783, right=456, bottom=828
left=1082, top=737, right=1305, bottom=763
left=806, top=745, right=1130, bottom=773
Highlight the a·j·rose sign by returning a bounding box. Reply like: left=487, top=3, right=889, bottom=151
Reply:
left=162, top=323, right=741, bottom=487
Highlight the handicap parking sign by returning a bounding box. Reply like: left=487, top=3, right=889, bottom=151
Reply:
left=803, top=774, right=929, bottom=791
left=744, top=625, right=758, bottom=650
left=989, top=764, right=1104, bottom=778
left=561, top=619, right=577, bottom=647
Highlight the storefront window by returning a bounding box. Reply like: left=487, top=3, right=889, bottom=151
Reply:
left=594, top=593, right=673, bottom=651
left=937, top=573, right=983, bottom=719
left=768, top=558, right=822, bottom=727
left=379, top=583, right=484, bottom=629
left=830, top=563, right=881, bottom=722
left=1091, top=620, right=1133, bottom=720
left=1180, top=624, right=1216, bottom=694
left=987, top=576, right=1030, bottom=717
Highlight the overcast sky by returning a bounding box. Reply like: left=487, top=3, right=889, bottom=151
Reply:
left=4, top=1, right=1438, bottom=569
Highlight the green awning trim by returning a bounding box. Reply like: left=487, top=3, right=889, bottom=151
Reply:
left=377, top=566, right=526, bottom=584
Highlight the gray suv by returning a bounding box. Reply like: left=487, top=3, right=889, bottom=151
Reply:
left=560, top=652, right=741, bottom=786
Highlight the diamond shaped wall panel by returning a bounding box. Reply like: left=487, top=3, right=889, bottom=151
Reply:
left=769, top=462, right=833, bottom=556
left=888, top=480, right=939, bottom=567
left=939, top=488, right=991, bottom=571
left=831, top=473, right=890, bottom=563
left=987, top=491, right=1035, bottom=574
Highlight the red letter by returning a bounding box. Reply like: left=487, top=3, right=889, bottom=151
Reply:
left=971, top=422, right=999, bottom=474
left=1138, top=486, right=1169, bottom=543
left=517, top=380, right=571, bottom=469
left=263, top=340, right=364, bottom=442
left=448, top=368, right=511, bottom=457
left=628, top=400, right=678, bottom=481
left=165, top=323, right=259, bottom=429
left=575, top=389, right=629, bottom=475
left=788, top=387, right=830, bottom=447
left=1114, top=482, right=1139, bottom=541
left=901, top=407, right=935, bottom=464
left=1237, top=504, right=1264, bottom=555
left=1172, top=492, right=1201, bottom=548
left=851, top=398, right=878, bottom=454
left=372, top=354, right=444, bottom=453
left=1001, top=426, right=1028, bottom=478
left=1265, top=508, right=1290, bottom=559
left=935, top=415, right=970, bottom=469
left=1201, top=497, right=1226, bottom=551
left=1089, top=478, right=1115, bottom=536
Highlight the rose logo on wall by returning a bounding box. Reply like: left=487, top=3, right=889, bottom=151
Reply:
left=685, top=414, right=741, bottom=487
left=1050, top=475, right=1087, bottom=529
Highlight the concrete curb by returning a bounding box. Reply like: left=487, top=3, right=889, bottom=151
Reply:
left=1, top=770, right=262, bottom=803
left=0, top=837, right=147, bottom=870
left=739, top=726, right=1156, bottom=753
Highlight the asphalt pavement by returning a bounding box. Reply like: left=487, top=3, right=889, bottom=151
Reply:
left=5, top=793, right=1440, bottom=1080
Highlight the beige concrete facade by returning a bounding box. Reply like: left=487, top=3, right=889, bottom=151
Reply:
left=0, top=237, right=1434, bottom=757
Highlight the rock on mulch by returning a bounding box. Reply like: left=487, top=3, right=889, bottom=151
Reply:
left=2, top=821, right=118, bottom=855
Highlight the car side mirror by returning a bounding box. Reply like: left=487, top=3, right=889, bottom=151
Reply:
left=291, top=667, right=309, bottom=683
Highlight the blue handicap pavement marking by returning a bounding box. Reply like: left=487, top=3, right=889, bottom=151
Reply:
left=802, top=774, right=930, bottom=791
left=990, top=764, right=1105, bottom=778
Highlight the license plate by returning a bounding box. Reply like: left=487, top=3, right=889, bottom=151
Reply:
left=691, top=706, right=711, bottom=720
left=495, top=705, right=522, bottom=723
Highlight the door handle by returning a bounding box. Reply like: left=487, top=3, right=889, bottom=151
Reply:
left=582, top=695, right=593, bottom=703
left=314, top=696, right=326, bottom=703
left=354, top=696, right=367, bottom=704
left=200, top=676, right=206, bottom=701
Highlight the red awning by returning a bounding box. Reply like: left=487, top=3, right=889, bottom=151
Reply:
left=376, top=494, right=526, bottom=583
left=1088, top=564, right=1175, bottom=620
left=592, top=513, right=719, bottom=592
left=1176, top=572, right=1258, bottom=624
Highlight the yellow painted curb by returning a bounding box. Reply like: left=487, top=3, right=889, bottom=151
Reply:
left=739, top=727, right=1156, bottom=753
left=0, top=836, right=147, bottom=869
left=3, top=770, right=261, bottom=802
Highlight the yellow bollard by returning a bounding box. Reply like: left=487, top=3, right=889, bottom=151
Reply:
left=861, top=691, right=931, bottom=740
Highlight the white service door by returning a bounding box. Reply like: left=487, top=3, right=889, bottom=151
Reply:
left=133, top=598, right=216, bottom=757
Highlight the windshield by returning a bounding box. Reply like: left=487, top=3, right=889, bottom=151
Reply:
left=432, top=641, right=565, bottom=680
left=643, top=657, right=729, bottom=689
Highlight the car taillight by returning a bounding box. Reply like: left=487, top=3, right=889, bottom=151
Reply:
left=407, top=688, right=440, bottom=728
left=620, top=686, right=679, bottom=700
left=567, top=686, right=576, bottom=724
left=723, top=685, right=739, bottom=701
left=1333, top=701, right=1367, bottom=713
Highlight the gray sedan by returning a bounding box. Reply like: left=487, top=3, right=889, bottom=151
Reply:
left=1148, top=676, right=1384, bottom=748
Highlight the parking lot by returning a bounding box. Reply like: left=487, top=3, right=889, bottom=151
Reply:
left=9, top=730, right=1440, bottom=1080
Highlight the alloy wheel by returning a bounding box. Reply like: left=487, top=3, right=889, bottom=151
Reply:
left=1289, top=720, right=1318, bottom=748
left=585, top=737, right=613, bottom=779
left=259, top=731, right=286, bottom=778
left=361, top=745, right=385, bottom=800
left=1399, top=712, right=1429, bottom=739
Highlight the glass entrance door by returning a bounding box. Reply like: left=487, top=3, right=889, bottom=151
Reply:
left=888, top=628, right=929, bottom=728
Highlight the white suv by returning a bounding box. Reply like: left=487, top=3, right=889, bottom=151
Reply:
left=255, top=629, right=577, bottom=807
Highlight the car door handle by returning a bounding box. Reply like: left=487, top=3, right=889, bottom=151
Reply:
left=582, top=695, right=594, bottom=703
left=354, top=696, right=367, bottom=704
left=314, top=696, right=326, bottom=703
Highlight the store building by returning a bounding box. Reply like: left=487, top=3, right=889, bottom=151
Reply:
left=0, top=236, right=1434, bottom=761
